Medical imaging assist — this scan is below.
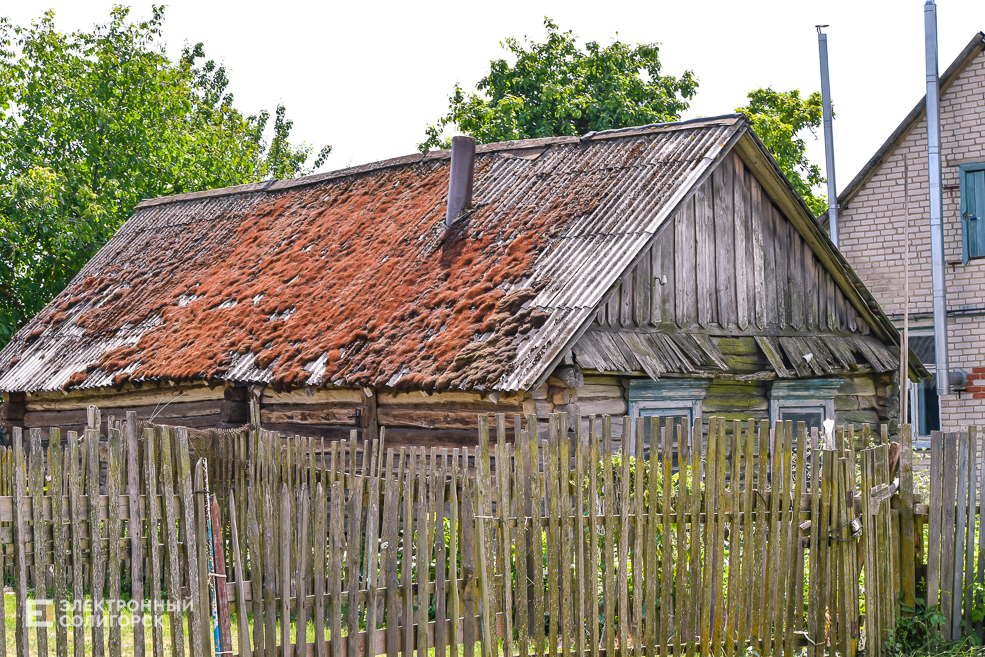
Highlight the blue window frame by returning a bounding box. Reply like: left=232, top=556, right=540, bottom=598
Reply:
left=960, top=162, right=985, bottom=263
left=628, top=379, right=709, bottom=456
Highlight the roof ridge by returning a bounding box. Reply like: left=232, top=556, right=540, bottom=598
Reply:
left=135, top=114, right=745, bottom=210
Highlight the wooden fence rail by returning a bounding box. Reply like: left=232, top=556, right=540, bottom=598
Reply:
left=0, top=408, right=916, bottom=657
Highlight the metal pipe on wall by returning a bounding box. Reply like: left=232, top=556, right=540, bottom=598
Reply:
left=925, top=0, right=951, bottom=396
left=817, top=25, right=839, bottom=248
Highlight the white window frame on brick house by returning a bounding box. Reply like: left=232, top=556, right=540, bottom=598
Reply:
left=959, top=162, right=985, bottom=263
left=769, top=379, right=843, bottom=430
left=904, top=329, right=939, bottom=446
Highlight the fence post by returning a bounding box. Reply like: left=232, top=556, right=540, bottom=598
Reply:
left=12, top=427, right=29, bottom=657
left=898, top=425, right=916, bottom=616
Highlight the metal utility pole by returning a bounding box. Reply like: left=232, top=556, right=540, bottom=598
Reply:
left=817, top=25, right=839, bottom=248
left=925, top=0, right=951, bottom=395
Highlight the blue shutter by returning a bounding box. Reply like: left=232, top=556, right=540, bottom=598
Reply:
left=960, top=164, right=985, bottom=263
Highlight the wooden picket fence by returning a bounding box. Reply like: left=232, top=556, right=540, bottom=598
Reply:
left=924, top=427, right=985, bottom=643
left=0, top=408, right=917, bottom=657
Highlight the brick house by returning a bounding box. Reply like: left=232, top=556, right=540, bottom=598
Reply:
left=823, top=32, right=985, bottom=439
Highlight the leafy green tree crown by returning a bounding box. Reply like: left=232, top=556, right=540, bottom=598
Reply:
left=419, top=18, right=698, bottom=151
left=0, top=5, right=331, bottom=346
left=737, top=87, right=828, bottom=216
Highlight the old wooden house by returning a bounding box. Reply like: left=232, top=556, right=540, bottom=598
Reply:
left=0, top=114, right=922, bottom=445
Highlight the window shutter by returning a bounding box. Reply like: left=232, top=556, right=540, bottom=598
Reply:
left=961, top=166, right=985, bottom=263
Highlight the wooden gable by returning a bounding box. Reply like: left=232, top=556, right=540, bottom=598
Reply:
left=592, top=150, right=868, bottom=336
left=574, top=149, right=901, bottom=380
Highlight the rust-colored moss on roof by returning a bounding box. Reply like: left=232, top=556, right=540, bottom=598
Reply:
left=0, top=117, right=764, bottom=393
left=31, top=158, right=567, bottom=392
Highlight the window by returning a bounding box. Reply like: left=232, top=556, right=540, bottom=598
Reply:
left=960, top=162, right=985, bottom=263
left=769, top=379, right=844, bottom=432
left=905, top=330, right=940, bottom=445
left=628, top=379, right=709, bottom=456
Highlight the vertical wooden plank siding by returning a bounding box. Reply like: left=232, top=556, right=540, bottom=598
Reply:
left=714, top=156, right=736, bottom=327
left=676, top=196, right=696, bottom=327
left=695, top=177, right=716, bottom=328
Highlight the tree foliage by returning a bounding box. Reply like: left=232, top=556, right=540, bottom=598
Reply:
left=423, top=21, right=829, bottom=217
left=0, top=6, right=331, bottom=346
left=737, top=87, right=827, bottom=215
left=418, top=18, right=698, bottom=151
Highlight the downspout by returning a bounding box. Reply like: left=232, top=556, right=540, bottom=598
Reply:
left=925, top=0, right=951, bottom=396
left=817, top=26, right=839, bottom=248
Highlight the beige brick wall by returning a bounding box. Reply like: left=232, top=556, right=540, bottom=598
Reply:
left=838, top=48, right=985, bottom=430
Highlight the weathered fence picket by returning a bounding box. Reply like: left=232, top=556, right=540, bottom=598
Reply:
left=0, top=408, right=930, bottom=657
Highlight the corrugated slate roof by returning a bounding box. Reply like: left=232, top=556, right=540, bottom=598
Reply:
left=0, top=116, right=745, bottom=393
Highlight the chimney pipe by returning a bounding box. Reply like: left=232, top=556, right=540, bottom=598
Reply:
left=446, top=136, right=476, bottom=227
left=816, top=26, right=839, bottom=248
left=925, top=0, right=951, bottom=396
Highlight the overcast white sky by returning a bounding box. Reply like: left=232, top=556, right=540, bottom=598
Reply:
left=5, top=1, right=985, bottom=196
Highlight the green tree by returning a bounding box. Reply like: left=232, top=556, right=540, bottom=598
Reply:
left=419, top=18, right=698, bottom=151
left=738, top=87, right=827, bottom=216
left=0, top=6, right=331, bottom=346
